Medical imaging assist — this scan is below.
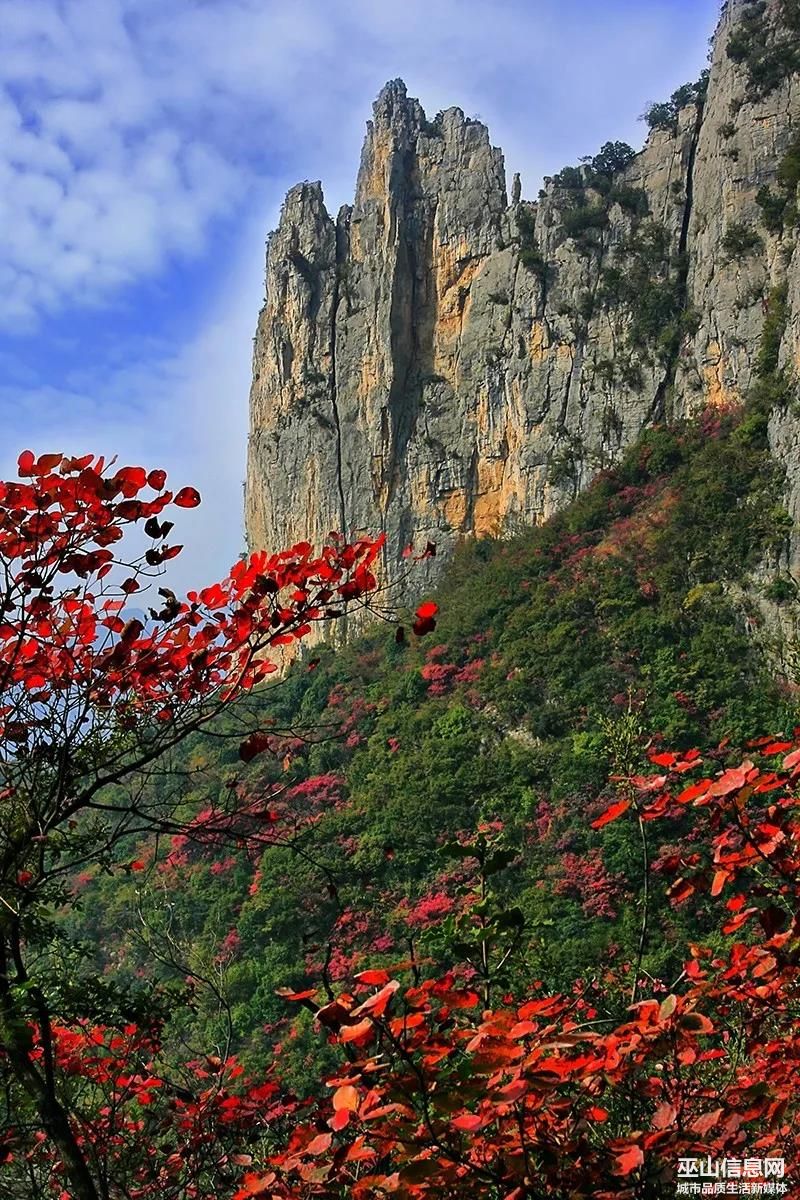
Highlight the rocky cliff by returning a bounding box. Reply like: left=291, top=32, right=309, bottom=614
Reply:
left=246, top=0, right=800, bottom=610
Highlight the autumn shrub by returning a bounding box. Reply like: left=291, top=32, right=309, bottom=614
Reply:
left=241, top=737, right=800, bottom=1199
left=0, top=451, right=400, bottom=1200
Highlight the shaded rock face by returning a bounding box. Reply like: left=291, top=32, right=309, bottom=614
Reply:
left=246, top=0, right=800, bottom=614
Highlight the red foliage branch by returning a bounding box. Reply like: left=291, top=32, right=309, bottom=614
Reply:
left=0, top=451, right=391, bottom=1200
left=239, top=739, right=800, bottom=1199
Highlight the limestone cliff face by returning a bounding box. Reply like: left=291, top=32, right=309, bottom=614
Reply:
left=246, top=0, right=800, bottom=608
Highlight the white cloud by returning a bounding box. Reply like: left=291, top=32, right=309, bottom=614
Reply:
left=0, top=0, right=721, bottom=326
left=0, top=210, right=264, bottom=591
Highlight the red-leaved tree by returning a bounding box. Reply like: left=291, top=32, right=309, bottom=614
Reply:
left=0, top=451, right=397, bottom=1200
left=237, top=739, right=800, bottom=1199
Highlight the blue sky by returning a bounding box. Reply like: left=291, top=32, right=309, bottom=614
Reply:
left=0, top=0, right=720, bottom=591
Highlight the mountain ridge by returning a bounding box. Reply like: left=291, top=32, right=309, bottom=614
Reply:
left=245, top=0, right=800, bottom=617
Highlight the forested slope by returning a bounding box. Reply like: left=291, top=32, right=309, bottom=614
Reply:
left=71, top=399, right=798, bottom=1090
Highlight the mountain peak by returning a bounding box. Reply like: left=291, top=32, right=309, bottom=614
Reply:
left=247, top=3, right=800, bottom=633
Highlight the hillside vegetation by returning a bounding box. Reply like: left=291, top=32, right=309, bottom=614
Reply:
left=69, top=399, right=798, bottom=1090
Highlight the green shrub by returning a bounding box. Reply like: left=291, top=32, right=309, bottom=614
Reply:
left=643, top=101, right=678, bottom=134
left=561, top=204, right=608, bottom=244
left=577, top=291, right=595, bottom=320
left=552, top=165, right=584, bottom=190
left=608, top=184, right=649, bottom=217
left=755, top=134, right=800, bottom=234
left=547, top=435, right=583, bottom=488
left=589, top=141, right=636, bottom=179
left=597, top=222, right=685, bottom=361
left=520, top=247, right=552, bottom=284
left=777, top=132, right=800, bottom=192
left=765, top=577, right=798, bottom=605
left=727, top=0, right=800, bottom=101
left=618, top=358, right=645, bottom=390
left=547, top=142, right=644, bottom=249
left=748, top=283, right=796, bottom=413
left=643, top=71, right=709, bottom=134
left=721, top=221, right=763, bottom=260
left=727, top=3, right=768, bottom=65
left=756, top=185, right=791, bottom=234
left=757, top=284, right=789, bottom=378
left=551, top=143, right=636, bottom=207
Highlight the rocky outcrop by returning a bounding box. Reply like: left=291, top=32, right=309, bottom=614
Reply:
left=246, top=0, right=800, bottom=614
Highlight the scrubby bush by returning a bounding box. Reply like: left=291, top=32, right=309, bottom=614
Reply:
left=727, top=0, right=800, bottom=101
left=721, top=221, right=763, bottom=260
left=756, top=133, right=800, bottom=233
left=643, top=71, right=709, bottom=133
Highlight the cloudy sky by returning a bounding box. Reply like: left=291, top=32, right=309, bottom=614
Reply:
left=0, top=0, right=720, bottom=591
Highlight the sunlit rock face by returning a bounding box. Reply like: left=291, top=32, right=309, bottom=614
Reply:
left=246, top=0, right=800, bottom=616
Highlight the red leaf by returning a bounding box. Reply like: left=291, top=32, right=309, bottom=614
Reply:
left=679, top=1011, right=714, bottom=1034
left=614, top=1145, right=644, bottom=1176
left=333, top=1085, right=359, bottom=1112
left=652, top=1102, right=678, bottom=1130
left=305, top=1132, right=332, bottom=1156
left=174, top=487, right=201, bottom=509
left=451, top=1113, right=483, bottom=1132
left=412, top=615, right=437, bottom=636
left=17, top=450, right=35, bottom=476
left=328, top=1107, right=351, bottom=1131
left=415, top=601, right=438, bottom=620
left=115, top=466, right=147, bottom=492
left=722, top=909, right=757, bottom=934
left=239, top=732, right=272, bottom=763
left=691, top=1108, right=723, bottom=1135
left=35, top=453, right=63, bottom=473
left=668, top=878, right=695, bottom=904
left=234, top=1173, right=274, bottom=1197
left=591, top=798, right=631, bottom=829
left=676, top=779, right=711, bottom=805
left=355, top=970, right=391, bottom=986
left=762, top=741, right=792, bottom=755
left=148, top=469, right=167, bottom=490
left=710, top=870, right=728, bottom=897
left=353, top=980, right=400, bottom=1018
left=339, top=1019, right=374, bottom=1044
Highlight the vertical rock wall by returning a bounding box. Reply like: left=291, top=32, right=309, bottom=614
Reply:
left=246, top=0, right=800, bottom=607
